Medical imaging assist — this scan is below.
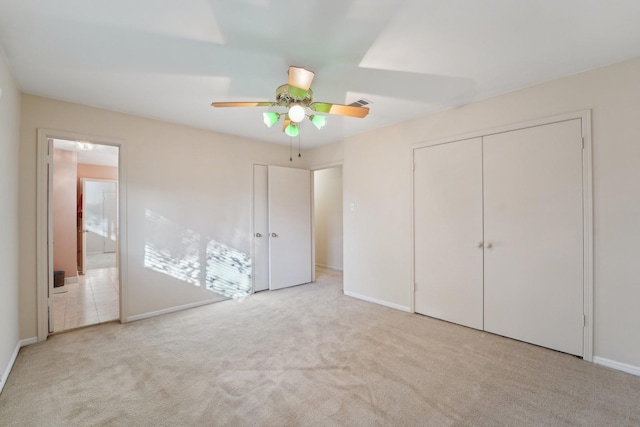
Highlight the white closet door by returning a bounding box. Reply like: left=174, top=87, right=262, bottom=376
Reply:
left=253, top=165, right=269, bottom=292
left=414, top=138, right=484, bottom=330
left=483, top=119, right=584, bottom=356
left=268, top=165, right=312, bottom=290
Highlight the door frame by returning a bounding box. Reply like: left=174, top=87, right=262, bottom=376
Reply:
left=36, top=129, right=128, bottom=342
left=251, top=161, right=343, bottom=293
left=410, top=110, right=594, bottom=361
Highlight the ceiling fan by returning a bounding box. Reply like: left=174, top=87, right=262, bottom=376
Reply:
left=211, top=66, right=369, bottom=137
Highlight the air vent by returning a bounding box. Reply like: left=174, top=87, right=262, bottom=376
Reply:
left=348, top=98, right=371, bottom=107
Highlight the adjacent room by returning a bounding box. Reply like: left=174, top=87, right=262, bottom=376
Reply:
left=1, top=1, right=640, bottom=425
left=50, top=139, right=120, bottom=332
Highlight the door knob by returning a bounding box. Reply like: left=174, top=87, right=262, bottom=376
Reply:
left=255, top=233, right=262, bottom=238
left=477, top=242, right=483, bottom=248
left=271, top=233, right=278, bottom=237
left=484, top=242, right=493, bottom=249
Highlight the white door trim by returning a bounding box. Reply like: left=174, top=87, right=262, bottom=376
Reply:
left=410, top=110, right=593, bottom=362
left=36, top=129, right=128, bottom=342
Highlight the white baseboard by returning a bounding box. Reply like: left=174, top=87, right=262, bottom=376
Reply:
left=315, top=263, right=343, bottom=272
left=1, top=337, right=37, bottom=395
left=344, top=290, right=411, bottom=313
left=593, top=356, right=640, bottom=377
left=126, top=298, right=225, bottom=323
left=64, top=276, right=78, bottom=285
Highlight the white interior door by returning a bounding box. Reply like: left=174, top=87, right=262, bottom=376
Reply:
left=83, top=179, right=117, bottom=255
left=483, top=119, right=584, bottom=356
left=414, top=138, right=484, bottom=329
left=253, top=165, right=269, bottom=292
left=268, top=165, right=312, bottom=290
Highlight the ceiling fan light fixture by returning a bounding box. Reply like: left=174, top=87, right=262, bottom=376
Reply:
left=284, top=123, right=299, bottom=137
left=310, top=115, right=327, bottom=130
left=263, top=112, right=280, bottom=128
left=288, top=105, right=305, bottom=123
left=212, top=66, right=369, bottom=146
left=77, top=141, right=93, bottom=151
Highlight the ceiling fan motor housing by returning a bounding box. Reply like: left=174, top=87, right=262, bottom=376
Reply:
left=276, top=84, right=313, bottom=107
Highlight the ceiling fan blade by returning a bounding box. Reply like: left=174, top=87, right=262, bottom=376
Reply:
left=211, top=102, right=276, bottom=108
left=310, top=102, right=369, bottom=118
left=288, top=66, right=315, bottom=90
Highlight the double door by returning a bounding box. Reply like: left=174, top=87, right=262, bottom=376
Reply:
left=414, top=119, right=585, bottom=356
left=253, top=165, right=312, bottom=292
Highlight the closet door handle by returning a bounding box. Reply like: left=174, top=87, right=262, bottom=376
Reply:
left=477, top=242, right=484, bottom=248
left=255, top=233, right=262, bottom=238
left=484, top=242, right=493, bottom=249
left=271, top=233, right=278, bottom=238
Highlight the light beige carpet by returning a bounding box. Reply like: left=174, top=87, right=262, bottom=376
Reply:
left=1, top=268, right=639, bottom=426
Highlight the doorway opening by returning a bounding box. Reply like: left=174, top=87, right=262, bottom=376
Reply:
left=50, top=138, right=120, bottom=332
left=313, top=166, right=343, bottom=282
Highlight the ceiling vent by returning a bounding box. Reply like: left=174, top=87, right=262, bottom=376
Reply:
left=348, top=98, right=371, bottom=107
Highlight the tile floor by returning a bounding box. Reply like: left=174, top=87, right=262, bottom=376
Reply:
left=53, top=267, right=119, bottom=332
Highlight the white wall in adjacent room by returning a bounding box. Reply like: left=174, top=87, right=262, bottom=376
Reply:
left=314, top=167, right=343, bottom=271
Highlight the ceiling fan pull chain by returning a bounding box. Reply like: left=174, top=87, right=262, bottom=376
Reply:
left=298, top=134, right=302, bottom=158
left=289, top=137, right=293, bottom=162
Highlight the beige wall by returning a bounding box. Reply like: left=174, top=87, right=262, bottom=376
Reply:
left=0, top=51, right=21, bottom=390
left=19, top=94, right=302, bottom=339
left=339, top=57, right=640, bottom=369
left=314, top=167, right=343, bottom=271
left=14, top=56, right=640, bottom=372
left=52, top=148, right=78, bottom=279
left=307, top=140, right=344, bottom=168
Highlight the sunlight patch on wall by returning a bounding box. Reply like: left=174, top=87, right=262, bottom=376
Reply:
left=144, top=209, right=251, bottom=299
left=206, top=241, right=251, bottom=299
left=144, top=210, right=201, bottom=286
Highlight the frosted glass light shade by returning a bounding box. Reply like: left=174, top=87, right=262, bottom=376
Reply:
left=284, top=123, right=299, bottom=137
left=288, top=105, right=305, bottom=123
left=263, top=112, right=280, bottom=128
left=310, top=115, right=327, bottom=129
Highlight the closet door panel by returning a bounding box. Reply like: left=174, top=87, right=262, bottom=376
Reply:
left=268, top=166, right=312, bottom=290
left=414, top=138, right=484, bottom=330
left=483, top=119, right=584, bottom=356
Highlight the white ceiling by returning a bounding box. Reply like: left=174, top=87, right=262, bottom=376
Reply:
left=53, top=139, right=119, bottom=167
left=2, top=0, right=640, bottom=148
